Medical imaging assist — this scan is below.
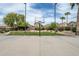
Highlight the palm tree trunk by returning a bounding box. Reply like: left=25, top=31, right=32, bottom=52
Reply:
left=66, top=15, right=68, bottom=26
left=62, top=20, right=64, bottom=31
left=62, top=20, right=63, bottom=27
left=76, top=5, right=79, bottom=35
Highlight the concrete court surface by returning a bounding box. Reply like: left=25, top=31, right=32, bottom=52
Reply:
left=0, top=36, right=79, bottom=56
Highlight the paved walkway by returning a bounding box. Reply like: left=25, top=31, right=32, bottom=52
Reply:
left=0, top=36, right=79, bottom=56
left=0, top=32, right=10, bottom=36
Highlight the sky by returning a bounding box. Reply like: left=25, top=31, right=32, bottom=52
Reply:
left=0, top=3, right=78, bottom=25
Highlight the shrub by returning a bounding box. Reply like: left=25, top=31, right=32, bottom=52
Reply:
left=0, top=29, right=5, bottom=33
left=58, top=27, right=64, bottom=31
left=65, top=27, right=71, bottom=31
left=72, top=27, right=76, bottom=32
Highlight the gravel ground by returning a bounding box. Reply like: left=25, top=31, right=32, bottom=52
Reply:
left=0, top=36, right=79, bottom=56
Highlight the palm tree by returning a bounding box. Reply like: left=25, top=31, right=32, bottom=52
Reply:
left=70, top=3, right=79, bottom=35
left=65, top=12, right=70, bottom=26
left=60, top=16, right=65, bottom=30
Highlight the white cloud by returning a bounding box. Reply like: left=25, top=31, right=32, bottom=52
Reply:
left=57, top=3, right=77, bottom=22
left=0, top=3, right=78, bottom=25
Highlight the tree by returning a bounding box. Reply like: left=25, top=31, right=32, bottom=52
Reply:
left=3, top=12, right=28, bottom=30
left=3, top=13, right=17, bottom=27
left=65, top=12, right=70, bottom=26
left=49, top=22, right=58, bottom=31
left=60, top=16, right=65, bottom=30
left=17, top=14, right=25, bottom=22
left=17, top=14, right=28, bottom=30
left=70, top=3, right=79, bottom=35
left=17, top=20, right=28, bottom=27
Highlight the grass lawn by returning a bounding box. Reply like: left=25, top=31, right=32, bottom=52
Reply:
left=9, top=31, right=63, bottom=36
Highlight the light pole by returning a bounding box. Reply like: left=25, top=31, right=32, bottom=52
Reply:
left=54, top=3, right=57, bottom=33
left=24, top=3, right=26, bottom=31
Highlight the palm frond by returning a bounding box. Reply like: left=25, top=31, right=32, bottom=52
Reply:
left=70, top=3, right=75, bottom=9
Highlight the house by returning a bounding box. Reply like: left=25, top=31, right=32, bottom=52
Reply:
left=58, top=22, right=67, bottom=27
left=0, top=24, right=11, bottom=29
left=68, top=21, right=76, bottom=27
left=0, top=24, right=12, bottom=32
left=27, top=25, right=35, bottom=30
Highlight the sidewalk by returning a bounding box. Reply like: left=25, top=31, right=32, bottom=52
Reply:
left=58, top=31, right=75, bottom=36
